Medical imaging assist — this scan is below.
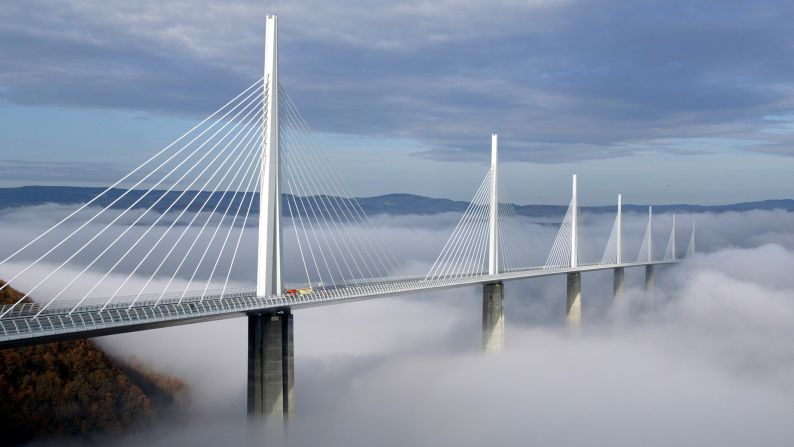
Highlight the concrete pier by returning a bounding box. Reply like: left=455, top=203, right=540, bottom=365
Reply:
left=645, top=264, right=655, bottom=298
left=248, top=310, right=294, bottom=423
left=645, top=264, right=655, bottom=291
left=612, top=267, right=626, bottom=323
left=613, top=267, right=625, bottom=301
left=645, top=264, right=656, bottom=308
left=482, top=282, right=504, bottom=352
left=566, top=272, right=582, bottom=329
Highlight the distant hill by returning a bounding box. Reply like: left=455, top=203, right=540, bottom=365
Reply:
left=0, top=185, right=792, bottom=218
left=0, top=280, right=186, bottom=445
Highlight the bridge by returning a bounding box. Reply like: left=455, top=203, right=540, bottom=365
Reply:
left=0, top=15, right=690, bottom=421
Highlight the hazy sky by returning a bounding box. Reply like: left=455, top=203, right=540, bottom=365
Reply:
left=2, top=0, right=794, bottom=204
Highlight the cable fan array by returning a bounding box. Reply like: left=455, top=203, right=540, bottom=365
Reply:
left=424, top=168, right=540, bottom=281
left=497, top=199, right=542, bottom=273
left=0, top=80, right=407, bottom=318
left=635, top=212, right=652, bottom=263
left=278, top=85, right=400, bottom=289
left=426, top=169, right=697, bottom=281
left=600, top=212, right=621, bottom=265
left=0, top=79, right=268, bottom=317
left=544, top=198, right=599, bottom=269
left=0, top=72, right=700, bottom=324
left=424, top=171, right=493, bottom=280
left=662, top=215, right=678, bottom=261
left=0, top=79, right=408, bottom=317
left=544, top=197, right=581, bottom=269
left=634, top=209, right=691, bottom=263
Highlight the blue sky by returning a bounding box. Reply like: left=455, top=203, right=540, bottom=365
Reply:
left=1, top=0, right=793, bottom=205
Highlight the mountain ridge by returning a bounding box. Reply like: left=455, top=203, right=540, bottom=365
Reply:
left=0, top=185, right=792, bottom=217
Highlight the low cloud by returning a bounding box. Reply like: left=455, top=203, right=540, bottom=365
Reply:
left=2, top=203, right=792, bottom=446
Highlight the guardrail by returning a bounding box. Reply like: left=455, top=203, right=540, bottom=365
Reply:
left=0, top=260, right=677, bottom=347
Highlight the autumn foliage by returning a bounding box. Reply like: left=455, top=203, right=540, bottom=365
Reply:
left=0, top=281, right=187, bottom=445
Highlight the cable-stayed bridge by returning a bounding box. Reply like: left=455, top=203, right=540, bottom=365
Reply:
left=0, top=16, right=691, bottom=420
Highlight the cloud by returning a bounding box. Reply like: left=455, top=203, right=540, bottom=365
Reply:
left=0, top=159, right=127, bottom=184
left=3, top=203, right=794, bottom=446
left=3, top=0, right=794, bottom=162
left=71, top=249, right=794, bottom=447
left=0, top=201, right=675, bottom=308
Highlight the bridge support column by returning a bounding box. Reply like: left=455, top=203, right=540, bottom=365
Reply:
left=613, top=267, right=624, bottom=301
left=566, top=272, right=581, bottom=329
left=482, top=282, right=504, bottom=352
left=248, top=310, right=294, bottom=424
left=645, top=264, right=655, bottom=306
left=612, top=267, right=625, bottom=323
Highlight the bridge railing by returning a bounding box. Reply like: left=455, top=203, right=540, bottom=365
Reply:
left=0, top=260, right=680, bottom=345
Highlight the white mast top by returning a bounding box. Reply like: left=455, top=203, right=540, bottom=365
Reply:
left=488, top=134, right=499, bottom=275
left=616, top=194, right=622, bottom=265
left=571, top=174, right=578, bottom=268
left=257, top=14, right=282, bottom=296
left=647, top=206, right=653, bottom=262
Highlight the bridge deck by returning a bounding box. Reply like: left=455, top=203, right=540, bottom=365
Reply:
left=0, top=261, right=675, bottom=348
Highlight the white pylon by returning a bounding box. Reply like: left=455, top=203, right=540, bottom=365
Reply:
left=616, top=194, right=622, bottom=265
left=571, top=174, right=578, bottom=268
left=488, top=134, right=499, bottom=275
left=257, top=15, right=282, bottom=297
left=647, top=206, right=653, bottom=262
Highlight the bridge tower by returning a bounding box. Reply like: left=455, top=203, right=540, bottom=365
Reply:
left=483, top=134, right=504, bottom=352
left=488, top=133, right=499, bottom=276
left=566, top=174, right=582, bottom=330
left=570, top=174, right=578, bottom=269
left=645, top=206, right=655, bottom=307
left=612, top=194, right=626, bottom=323
left=249, top=14, right=294, bottom=425
left=613, top=194, right=625, bottom=304
left=257, top=15, right=283, bottom=298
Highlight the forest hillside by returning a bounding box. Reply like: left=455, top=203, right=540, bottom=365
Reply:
left=0, top=280, right=187, bottom=446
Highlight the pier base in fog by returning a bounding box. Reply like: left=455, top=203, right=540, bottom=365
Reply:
left=482, top=282, right=504, bottom=352
left=248, top=310, right=294, bottom=424
left=566, top=272, right=582, bottom=329
left=612, top=267, right=626, bottom=322
left=613, top=267, right=625, bottom=301
left=645, top=265, right=655, bottom=291
left=645, top=264, right=655, bottom=307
